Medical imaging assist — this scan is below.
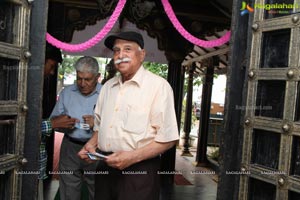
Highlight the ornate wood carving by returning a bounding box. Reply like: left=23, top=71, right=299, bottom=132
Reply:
left=48, top=0, right=230, bottom=62
left=95, top=0, right=118, bottom=16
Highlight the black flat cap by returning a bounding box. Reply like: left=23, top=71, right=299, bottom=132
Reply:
left=104, top=31, right=144, bottom=50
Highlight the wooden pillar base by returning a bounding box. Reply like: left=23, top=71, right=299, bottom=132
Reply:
left=181, top=151, right=193, bottom=157
left=193, top=161, right=210, bottom=167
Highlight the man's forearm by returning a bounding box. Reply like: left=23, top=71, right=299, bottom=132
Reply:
left=133, top=140, right=176, bottom=163
left=105, top=139, right=177, bottom=170
left=78, top=131, right=99, bottom=161
left=86, top=131, right=98, bottom=149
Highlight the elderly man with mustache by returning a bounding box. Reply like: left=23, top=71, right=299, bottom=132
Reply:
left=78, top=31, right=179, bottom=200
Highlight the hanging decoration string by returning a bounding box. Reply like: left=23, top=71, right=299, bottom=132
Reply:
left=46, top=0, right=126, bottom=52
left=161, top=0, right=231, bottom=48
left=46, top=0, right=231, bottom=52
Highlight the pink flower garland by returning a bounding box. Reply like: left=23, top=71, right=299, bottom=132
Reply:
left=46, top=0, right=126, bottom=52
left=46, top=0, right=231, bottom=52
left=161, top=0, right=230, bottom=48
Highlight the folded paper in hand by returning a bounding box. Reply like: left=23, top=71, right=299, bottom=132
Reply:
left=75, top=123, right=90, bottom=130
left=87, top=152, right=107, bottom=160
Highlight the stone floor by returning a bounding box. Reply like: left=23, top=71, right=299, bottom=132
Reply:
left=159, top=148, right=218, bottom=200
left=45, top=131, right=218, bottom=200
left=45, top=148, right=218, bottom=200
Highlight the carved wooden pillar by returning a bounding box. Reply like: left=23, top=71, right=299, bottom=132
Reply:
left=167, top=61, right=185, bottom=132
left=195, top=58, right=215, bottom=166
left=181, top=64, right=195, bottom=157
left=22, top=0, right=48, bottom=198
left=160, top=60, right=184, bottom=185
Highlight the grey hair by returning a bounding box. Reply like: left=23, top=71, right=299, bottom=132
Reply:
left=74, top=56, right=99, bottom=75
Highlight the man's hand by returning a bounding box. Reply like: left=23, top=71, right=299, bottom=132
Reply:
left=105, top=140, right=177, bottom=170
left=78, top=142, right=97, bottom=163
left=51, top=115, right=78, bottom=129
left=77, top=131, right=99, bottom=163
left=105, top=151, right=137, bottom=170
left=82, top=115, right=94, bottom=129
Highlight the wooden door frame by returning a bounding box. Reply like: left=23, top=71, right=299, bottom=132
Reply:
left=21, top=0, right=49, bottom=199
left=217, top=0, right=253, bottom=199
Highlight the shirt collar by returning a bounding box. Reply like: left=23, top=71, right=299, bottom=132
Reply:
left=130, top=66, right=145, bottom=86
left=72, top=83, right=102, bottom=96
left=111, top=66, right=145, bottom=88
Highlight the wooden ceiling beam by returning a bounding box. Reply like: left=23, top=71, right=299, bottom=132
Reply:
left=182, top=46, right=229, bottom=66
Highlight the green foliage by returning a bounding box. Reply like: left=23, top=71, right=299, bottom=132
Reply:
left=193, top=77, right=202, bottom=87
left=58, top=55, right=80, bottom=78
left=143, top=61, right=168, bottom=79
left=58, top=55, right=107, bottom=80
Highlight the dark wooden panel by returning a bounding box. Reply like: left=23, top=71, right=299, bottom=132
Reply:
left=0, top=58, right=18, bottom=100
left=255, top=80, right=285, bottom=119
left=0, top=3, right=14, bottom=44
left=289, top=190, right=300, bottom=200
left=0, top=116, right=16, bottom=155
left=251, top=129, right=280, bottom=169
left=260, top=29, right=290, bottom=68
left=248, top=178, right=276, bottom=200
left=0, top=170, right=12, bottom=200
left=294, top=82, right=300, bottom=121
left=290, top=136, right=300, bottom=176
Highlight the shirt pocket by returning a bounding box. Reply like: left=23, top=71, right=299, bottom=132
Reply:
left=123, top=106, right=149, bottom=134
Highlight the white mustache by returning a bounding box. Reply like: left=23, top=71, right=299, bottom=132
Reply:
left=114, top=58, right=131, bottom=65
